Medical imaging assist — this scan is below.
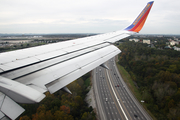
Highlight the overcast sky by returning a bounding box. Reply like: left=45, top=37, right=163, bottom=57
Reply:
left=0, top=0, right=180, bottom=34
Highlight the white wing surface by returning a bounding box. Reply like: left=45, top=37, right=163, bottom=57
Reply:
left=0, top=1, right=153, bottom=119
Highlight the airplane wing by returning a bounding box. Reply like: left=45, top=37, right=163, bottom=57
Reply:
left=0, top=1, right=154, bottom=119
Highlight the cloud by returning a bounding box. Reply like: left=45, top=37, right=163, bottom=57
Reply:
left=0, top=0, right=180, bottom=34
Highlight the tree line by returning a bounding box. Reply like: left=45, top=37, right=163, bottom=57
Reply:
left=118, top=40, right=180, bottom=120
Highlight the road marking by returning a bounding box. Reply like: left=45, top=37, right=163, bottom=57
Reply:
left=94, top=69, right=107, bottom=120
left=104, top=68, right=125, bottom=119
left=106, top=69, right=129, bottom=120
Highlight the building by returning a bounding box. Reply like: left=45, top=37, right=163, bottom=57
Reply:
left=166, top=42, right=169, bottom=45
left=143, top=39, right=150, bottom=44
left=170, top=40, right=179, bottom=46
left=164, top=45, right=171, bottom=49
left=173, top=46, right=180, bottom=51
left=129, top=38, right=139, bottom=42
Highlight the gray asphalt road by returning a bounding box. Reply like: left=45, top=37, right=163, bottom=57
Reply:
left=93, top=58, right=152, bottom=120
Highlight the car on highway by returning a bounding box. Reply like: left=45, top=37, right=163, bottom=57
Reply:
left=134, top=114, right=138, bottom=118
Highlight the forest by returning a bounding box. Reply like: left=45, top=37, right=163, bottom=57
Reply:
left=118, top=37, right=180, bottom=120
left=18, top=73, right=96, bottom=120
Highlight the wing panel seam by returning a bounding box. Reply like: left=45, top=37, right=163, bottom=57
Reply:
left=0, top=42, right=108, bottom=75
left=12, top=44, right=111, bottom=80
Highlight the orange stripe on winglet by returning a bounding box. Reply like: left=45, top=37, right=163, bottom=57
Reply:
left=133, top=15, right=148, bottom=32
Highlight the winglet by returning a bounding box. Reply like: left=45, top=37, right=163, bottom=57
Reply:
left=125, top=1, right=154, bottom=33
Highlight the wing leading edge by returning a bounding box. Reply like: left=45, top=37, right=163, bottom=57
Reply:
left=0, top=1, right=153, bottom=119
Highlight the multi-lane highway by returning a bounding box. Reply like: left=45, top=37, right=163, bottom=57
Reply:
left=93, top=58, right=152, bottom=120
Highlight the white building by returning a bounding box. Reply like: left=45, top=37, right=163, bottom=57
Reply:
left=143, top=39, right=150, bottom=44
left=173, top=46, right=180, bottom=51
left=129, top=38, right=139, bottom=42
left=170, top=40, right=179, bottom=46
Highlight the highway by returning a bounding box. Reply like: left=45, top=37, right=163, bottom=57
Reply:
left=93, top=58, right=152, bottom=120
